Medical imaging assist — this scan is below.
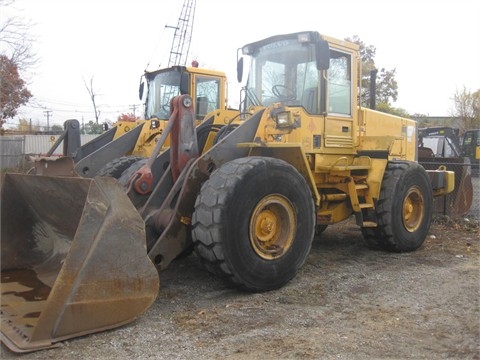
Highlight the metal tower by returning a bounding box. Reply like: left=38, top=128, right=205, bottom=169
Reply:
left=166, top=0, right=196, bottom=67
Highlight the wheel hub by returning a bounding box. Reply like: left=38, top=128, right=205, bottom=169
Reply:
left=403, top=186, right=425, bottom=232
left=256, top=210, right=277, bottom=242
left=250, top=195, right=295, bottom=260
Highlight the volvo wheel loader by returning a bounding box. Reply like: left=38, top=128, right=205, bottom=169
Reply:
left=1, top=31, right=455, bottom=353
left=34, top=64, right=228, bottom=178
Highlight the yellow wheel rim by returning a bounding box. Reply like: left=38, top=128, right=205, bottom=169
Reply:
left=402, top=186, right=425, bottom=232
left=250, top=194, right=296, bottom=260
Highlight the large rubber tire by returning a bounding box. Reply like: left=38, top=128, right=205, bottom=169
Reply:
left=96, top=156, right=145, bottom=179
left=362, top=161, right=433, bottom=252
left=192, top=157, right=315, bottom=292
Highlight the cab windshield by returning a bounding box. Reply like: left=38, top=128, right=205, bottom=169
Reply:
left=244, top=38, right=320, bottom=112
left=145, top=70, right=182, bottom=120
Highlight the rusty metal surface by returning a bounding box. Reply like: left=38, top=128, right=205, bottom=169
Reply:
left=1, top=174, right=159, bottom=353
left=33, top=156, right=78, bottom=177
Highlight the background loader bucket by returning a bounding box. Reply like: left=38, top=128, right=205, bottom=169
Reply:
left=1, top=174, right=159, bottom=353
left=419, top=157, right=473, bottom=217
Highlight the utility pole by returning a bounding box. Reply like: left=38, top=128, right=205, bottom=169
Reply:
left=43, top=110, right=53, bottom=132
left=129, top=104, right=139, bottom=117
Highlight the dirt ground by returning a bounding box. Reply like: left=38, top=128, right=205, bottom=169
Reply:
left=1, top=214, right=479, bottom=360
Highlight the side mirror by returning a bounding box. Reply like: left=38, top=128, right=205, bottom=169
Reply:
left=138, top=73, right=146, bottom=100
left=180, top=72, right=189, bottom=95
left=237, top=57, right=244, bottom=83
left=139, top=81, right=144, bottom=100
left=315, top=39, right=330, bottom=71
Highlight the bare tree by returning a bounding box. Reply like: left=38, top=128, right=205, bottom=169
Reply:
left=83, top=76, right=101, bottom=124
left=0, top=0, right=39, bottom=76
left=450, top=86, right=480, bottom=132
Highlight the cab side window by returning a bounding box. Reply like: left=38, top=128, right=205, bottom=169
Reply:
left=328, top=51, right=352, bottom=116
left=196, top=76, right=220, bottom=119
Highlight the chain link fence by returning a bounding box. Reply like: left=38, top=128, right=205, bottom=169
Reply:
left=0, top=137, right=25, bottom=170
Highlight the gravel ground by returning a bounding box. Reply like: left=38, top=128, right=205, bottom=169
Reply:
left=1, top=214, right=479, bottom=360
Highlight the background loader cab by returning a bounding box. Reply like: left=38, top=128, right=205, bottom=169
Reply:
left=460, top=129, right=480, bottom=169
left=141, top=65, right=227, bottom=121
left=418, top=126, right=462, bottom=158
left=42, top=66, right=229, bottom=178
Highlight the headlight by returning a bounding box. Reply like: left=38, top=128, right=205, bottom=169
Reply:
left=275, top=111, right=292, bottom=128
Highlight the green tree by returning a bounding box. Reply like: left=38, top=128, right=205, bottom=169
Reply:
left=83, top=120, right=104, bottom=134
left=346, top=36, right=399, bottom=113
left=376, top=103, right=410, bottom=118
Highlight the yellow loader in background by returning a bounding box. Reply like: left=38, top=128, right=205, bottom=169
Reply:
left=1, top=31, right=454, bottom=353
left=36, top=64, right=228, bottom=178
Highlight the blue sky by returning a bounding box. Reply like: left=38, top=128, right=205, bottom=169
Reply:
left=3, top=0, right=479, bottom=128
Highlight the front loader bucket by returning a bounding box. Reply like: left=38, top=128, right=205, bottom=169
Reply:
left=1, top=174, right=159, bottom=353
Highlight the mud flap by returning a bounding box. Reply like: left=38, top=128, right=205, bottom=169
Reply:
left=1, top=174, right=159, bottom=352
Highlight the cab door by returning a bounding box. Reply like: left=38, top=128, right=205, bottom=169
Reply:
left=324, top=50, right=355, bottom=151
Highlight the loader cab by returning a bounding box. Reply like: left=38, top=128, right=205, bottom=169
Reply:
left=460, top=129, right=480, bottom=171
left=238, top=31, right=355, bottom=116
left=461, top=129, right=480, bottom=165
left=418, top=127, right=462, bottom=158
left=142, top=66, right=226, bottom=121
left=239, top=32, right=328, bottom=113
left=238, top=31, right=358, bottom=151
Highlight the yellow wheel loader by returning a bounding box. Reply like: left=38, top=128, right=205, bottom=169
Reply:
left=1, top=31, right=455, bottom=353
left=36, top=65, right=228, bottom=178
